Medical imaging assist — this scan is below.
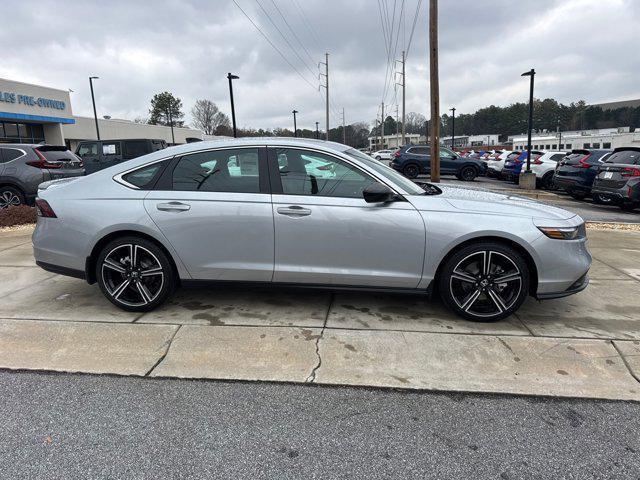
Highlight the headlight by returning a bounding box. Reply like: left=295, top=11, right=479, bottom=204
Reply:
left=538, top=224, right=586, bottom=240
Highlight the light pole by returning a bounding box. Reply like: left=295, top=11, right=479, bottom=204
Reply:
left=449, top=107, right=456, bottom=150
left=89, top=76, right=100, bottom=140
left=292, top=110, right=298, bottom=137
left=557, top=117, right=562, bottom=149
left=227, top=73, right=239, bottom=138
left=521, top=69, right=536, bottom=173
left=315, top=122, right=319, bottom=139
left=166, top=106, right=175, bottom=145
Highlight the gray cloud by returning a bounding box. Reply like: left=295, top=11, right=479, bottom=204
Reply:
left=1, top=0, right=638, bottom=131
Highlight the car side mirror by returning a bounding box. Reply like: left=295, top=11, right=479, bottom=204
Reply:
left=363, top=183, right=398, bottom=203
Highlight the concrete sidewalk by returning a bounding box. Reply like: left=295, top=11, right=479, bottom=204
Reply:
left=1, top=226, right=639, bottom=401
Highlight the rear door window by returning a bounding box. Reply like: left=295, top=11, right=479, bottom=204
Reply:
left=0, top=148, right=24, bottom=162
left=604, top=150, right=640, bottom=165
left=77, top=143, right=98, bottom=157
left=409, top=147, right=429, bottom=155
left=102, top=142, right=121, bottom=156
left=122, top=161, right=168, bottom=189
left=123, top=140, right=149, bottom=159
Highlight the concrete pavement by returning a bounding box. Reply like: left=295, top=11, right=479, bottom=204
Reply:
left=1, top=226, right=640, bottom=401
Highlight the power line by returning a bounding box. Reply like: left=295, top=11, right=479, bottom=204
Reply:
left=232, top=0, right=318, bottom=91
left=406, top=0, right=423, bottom=59
left=268, top=0, right=316, bottom=66
left=292, top=0, right=322, bottom=51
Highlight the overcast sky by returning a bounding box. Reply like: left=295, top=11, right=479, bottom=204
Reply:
left=1, top=0, right=638, bottom=131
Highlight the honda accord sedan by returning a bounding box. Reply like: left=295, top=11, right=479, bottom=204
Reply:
left=33, top=138, right=591, bottom=322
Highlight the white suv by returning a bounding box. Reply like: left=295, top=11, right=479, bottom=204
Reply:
left=372, top=149, right=394, bottom=161
left=487, top=151, right=516, bottom=178
left=530, top=151, right=567, bottom=189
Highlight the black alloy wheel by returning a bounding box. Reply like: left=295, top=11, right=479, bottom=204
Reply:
left=459, top=166, right=478, bottom=181
left=403, top=164, right=419, bottom=179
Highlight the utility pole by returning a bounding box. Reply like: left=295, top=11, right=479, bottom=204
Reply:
left=292, top=110, right=298, bottom=137
left=315, top=121, right=319, bottom=139
left=89, top=76, right=100, bottom=140
left=557, top=117, right=562, bottom=148
left=167, top=107, right=175, bottom=145
left=319, top=53, right=330, bottom=141
left=449, top=107, right=456, bottom=150
left=429, top=0, right=440, bottom=182
left=341, top=108, right=346, bottom=145
left=399, top=50, right=406, bottom=145
left=381, top=102, right=385, bottom=149
left=395, top=104, right=400, bottom=148
left=227, top=73, right=239, bottom=138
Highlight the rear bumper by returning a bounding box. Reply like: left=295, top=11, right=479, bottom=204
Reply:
left=553, top=175, right=592, bottom=192
left=592, top=181, right=639, bottom=202
left=36, top=260, right=86, bottom=280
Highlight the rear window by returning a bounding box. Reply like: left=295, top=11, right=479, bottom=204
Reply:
left=36, top=148, right=78, bottom=162
left=604, top=150, right=640, bottom=165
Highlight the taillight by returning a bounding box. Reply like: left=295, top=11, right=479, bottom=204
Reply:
left=532, top=159, right=543, bottom=165
left=621, top=167, right=640, bottom=177
left=26, top=150, right=63, bottom=169
left=572, top=154, right=592, bottom=168
left=35, top=198, right=57, bottom=218
left=394, top=151, right=401, bottom=157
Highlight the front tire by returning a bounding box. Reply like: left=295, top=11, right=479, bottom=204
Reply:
left=438, top=242, right=530, bottom=322
left=0, top=186, right=25, bottom=209
left=403, top=164, right=419, bottom=179
left=592, top=193, right=613, bottom=205
left=459, top=166, right=478, bottom=181
left=96, top=236, right=176, bottom=312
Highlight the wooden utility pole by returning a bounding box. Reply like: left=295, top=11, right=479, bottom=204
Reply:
left=429, top=0, right=440, bottom=182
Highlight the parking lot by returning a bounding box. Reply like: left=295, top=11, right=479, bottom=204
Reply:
left=2, top=222, right=640, bottom=401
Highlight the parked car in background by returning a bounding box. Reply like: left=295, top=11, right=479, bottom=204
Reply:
left=76, top=138, right=167, bottom=174
left=501, top=150, right=544, bottom=183
left=33, top=137, right=590, bottom=322
left=391, top=145, right=487, bottom=180
left=591, top=147, right=640, bottom=211
left=530, top=151, right=568, bottom=189
left=553, top=149, right=613, bottom=201
left=0, top=144, right=84, bottom=208
left=487, top=151, right=516, bottom=178
left=371, top=149, right=394, bottom=161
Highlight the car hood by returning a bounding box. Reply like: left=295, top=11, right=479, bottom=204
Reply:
left=409, top=184, right=576, bottom=221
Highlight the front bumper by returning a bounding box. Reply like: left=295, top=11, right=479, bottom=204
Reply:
left=536, top=273, right=589, bottom=300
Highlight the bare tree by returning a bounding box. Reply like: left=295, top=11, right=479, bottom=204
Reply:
left=191, top=100, right=230, bottom=135
left=405, top=112, right=427, bottom=134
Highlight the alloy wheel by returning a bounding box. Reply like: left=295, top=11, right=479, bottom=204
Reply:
left=0, top=191, right=21, bottom=209
left=101, top=244, right=165, bottom=307
left=461, top=167, right=476, bottom=181
left=449, top=250, right=522, bottom=318
left=404, top=165, right=419, bottom=178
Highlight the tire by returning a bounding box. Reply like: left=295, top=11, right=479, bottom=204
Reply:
left=438, top=242, right=530, bottom=322
left=403, top=164, right=419, bottom=179
left=96, top=236, right=176, bottom=312
left=0, top=186, right=25, bottom=209
left=569, top=190, right=586, bottom=200
left=459, top=166, right=478, bottom=181
left=592, top=193, right=613, bottom=205
left=541, top=172, right=555, bottom=190
left=375, top=156, right=381, bottom=160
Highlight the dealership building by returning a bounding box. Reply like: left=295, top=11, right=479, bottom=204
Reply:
left=0, top=77, right=208, bottom=149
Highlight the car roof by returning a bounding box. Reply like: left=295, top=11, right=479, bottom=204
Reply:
left=0, top=143, right=40, bottom=148
left=79, top=138, right=167, bottom=142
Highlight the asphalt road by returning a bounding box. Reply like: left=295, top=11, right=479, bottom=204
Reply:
left=1, top=371, right=639, bottom=479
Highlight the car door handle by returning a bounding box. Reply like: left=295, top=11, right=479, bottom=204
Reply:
left=277, top=206, right=311, bottom=217
left=157, top=201, right=191, bottom=212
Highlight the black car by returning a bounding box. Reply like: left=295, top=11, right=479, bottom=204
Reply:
left=390, top=145, right=487, bottom=180
left=591, top=147, right=640, bottom=211
left=553, top=148, right=612, bottom=200
left=75, top=138, right=167, bottom=174
left=0, top=144, right=84, bottom=208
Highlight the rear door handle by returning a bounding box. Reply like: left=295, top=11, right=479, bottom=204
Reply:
left=277, top=206, right=311, bottom=217
left=157, top=201, right=191, bottom=212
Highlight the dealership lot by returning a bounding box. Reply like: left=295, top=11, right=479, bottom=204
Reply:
left=1, top=224, right=640, bottom=401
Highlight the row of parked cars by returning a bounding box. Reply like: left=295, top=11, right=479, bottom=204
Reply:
left=0, top=139, right=167, bottom=209
left=486, top=147, right=640, bottom=212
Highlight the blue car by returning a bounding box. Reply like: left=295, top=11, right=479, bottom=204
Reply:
left=390, top=145, right=487, bottom=180
left=501, top=150, right=543, bottom=183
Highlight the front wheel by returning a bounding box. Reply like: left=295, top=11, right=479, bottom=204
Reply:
left=0, top=186, right=25, bottom=209
left=403, top=164, right=419, bottom=179
left=375, top=156, right=381, bottom=160
left=438, top=242, right=530, bottom=322
left=592, top=193, right=613, bottom=205
left=459, top=166, right=478, bottom=181
left=96, top=236, right=176, bottom=311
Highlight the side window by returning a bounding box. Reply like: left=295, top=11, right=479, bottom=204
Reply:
left=123, top=140, right=149, bottom=159
left=102, top=142, right=121, bottom=156
left=172, top=148, right=260, bottom=193
left=551, top=154, right=565, bottom=162
left=77, top=143, right=98, bottom=157
left=0, top=148, right=24, bottom=162
left=276, top=148, right=375, bottom=198
left=122, top=161, right=167, bottom=189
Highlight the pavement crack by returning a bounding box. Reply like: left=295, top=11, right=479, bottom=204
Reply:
left=611, top=340, right=640, bottom=385
left=144, top=325, right=182, bottom=377
left=305, top=293, right=333, bottom=383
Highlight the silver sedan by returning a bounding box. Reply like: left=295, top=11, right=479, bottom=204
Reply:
left=33, top=138, right=591, bottom=321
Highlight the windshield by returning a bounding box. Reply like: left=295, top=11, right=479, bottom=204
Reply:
left=344, top=148, right=425, bottom=195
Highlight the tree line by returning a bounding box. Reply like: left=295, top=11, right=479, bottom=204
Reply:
left=142, top=92, right=640, bottom=148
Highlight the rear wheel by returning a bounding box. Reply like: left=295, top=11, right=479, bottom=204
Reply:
left=459, top=166, right=478, bottom=181
left=403, top=164, right=419, bottom=179
left=592, top=193, right=614, bottom=205
left=96, top=236, right=176, bottom=312
left=541, top=172, right=555, bottom=190
left=438, top=242, right=530, bottom=322
left=375, top=155, right=382, bottom=160
left=0, top=186, right=24, bottom=209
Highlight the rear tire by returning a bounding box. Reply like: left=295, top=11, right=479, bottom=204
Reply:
left=541, top=172, right=555, bottom=190
left=438, top=242, right=530, bottom=322
left=592, top=193, right=613, bottom=205
left=96, top=236, right=176, bottom=312
left=403, top=164, right=419, bottom=179
left=0, top=186, right=25, bottom=209
left=459, top=166, right=478, bottom=181
left=375, top=156, right=381, bottom=160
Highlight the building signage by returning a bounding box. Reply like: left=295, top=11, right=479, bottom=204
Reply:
left=0, top=91, right=66, bottom=110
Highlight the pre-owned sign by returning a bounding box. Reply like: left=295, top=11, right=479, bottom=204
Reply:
left=0, top=91, right=66, bottom=110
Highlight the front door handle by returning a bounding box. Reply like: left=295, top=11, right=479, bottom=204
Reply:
left=157, top=201, right=191, bottom=212
left=277, top=206, right=311, bottom=217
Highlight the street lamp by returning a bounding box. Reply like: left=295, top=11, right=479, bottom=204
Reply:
left=292, top=110, right=298, bottom=137
left=227, top=73, right=239, bottom=138
left=89, top=76, right=100, bottom=140
left=315, top=121, right=319, bottom=139
left=449, top=107, right=456, bottom=150
left=521, top=69, right=536, bottom=173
